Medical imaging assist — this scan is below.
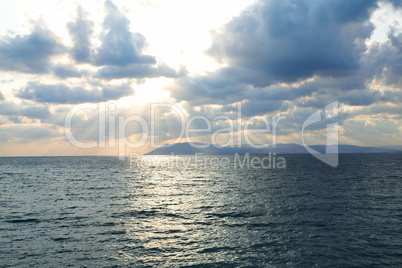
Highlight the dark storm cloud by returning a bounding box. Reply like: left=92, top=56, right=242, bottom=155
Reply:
left=171, top=0, right=381, bottom=111
left=94, top=0, right=156, bottom=66
left=170, top=0, right=402, bottom=128
left=0, top=23, right=65, bottom=73
left=16, top=81, right=133, bottom=104
left=67, top=6, right=94, bottom=63
left=207, top=0, right=377, bottom=85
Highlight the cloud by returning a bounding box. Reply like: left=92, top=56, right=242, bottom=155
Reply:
left=377, top=32, right=402, bottom=85
left=0, top=23, right=65, bottom=73
left=0, top=100, right=50, bottom=120
left=95, top=63, right=180, bottom=79
left=0, top=124, right=61, bottom=143
left=94, top=0, right=156, bottom=66
left=161, top=0, right=402, bottom=147
left=170, top=0, right=381, bottom=109
left=240, top=100, right=287, bottom=117
left=171, top=0, right=402, bottom=117
left=172, top=69, right=320, bottom=106
left=0, top=1, right=178, bottom=82
left=16, top=81, right=133, bottom=104
left=339, top=90, right=382, bottom=106
left=67, top=6, right=94, bottom=63
left=341, top=117, right=400, bottom=143
left=53, top=64, right=89, bottom=79
left=1, top=0, right=402, bottom=150
left=207, top=0, right=377, bottom=85
left=342, top=103, right=402, bottom=119
left=171, top=71, right=248, bottom=105
left=386, top=0, right=402, bottom=8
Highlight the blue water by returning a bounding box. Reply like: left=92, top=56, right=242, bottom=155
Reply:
left=0, top=154, right=401, bottom=267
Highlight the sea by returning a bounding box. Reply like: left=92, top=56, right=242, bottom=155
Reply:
left=0, top=153, right=401, bottom=267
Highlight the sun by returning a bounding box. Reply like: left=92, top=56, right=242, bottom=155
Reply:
left=133, top=78, right=172, bottom=104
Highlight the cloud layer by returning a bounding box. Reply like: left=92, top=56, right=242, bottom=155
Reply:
left=0, top=0, right=180, bottom=104
left=0, top=0, right=401, bottom=153
left=0, top=23, right=65, bottom=73
left=166, top=0, right=402, bottom=147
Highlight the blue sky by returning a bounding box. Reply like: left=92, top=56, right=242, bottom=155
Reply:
left=0, top=0, right=401, bottom=156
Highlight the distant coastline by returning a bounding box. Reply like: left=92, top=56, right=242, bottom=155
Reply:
left=146, top=142, right=402, bottom=155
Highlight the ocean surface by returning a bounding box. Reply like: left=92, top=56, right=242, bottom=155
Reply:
left=1, top=154, right=401, bottom=267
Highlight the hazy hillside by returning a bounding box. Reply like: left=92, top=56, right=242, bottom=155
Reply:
left=146, top=143, right=401, bottom=155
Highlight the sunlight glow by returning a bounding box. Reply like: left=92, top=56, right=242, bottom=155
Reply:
left=133, top=78, right=172, bottom=104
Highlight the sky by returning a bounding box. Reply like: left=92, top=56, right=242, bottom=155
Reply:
left=0, top=0, right=402, bottom=156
